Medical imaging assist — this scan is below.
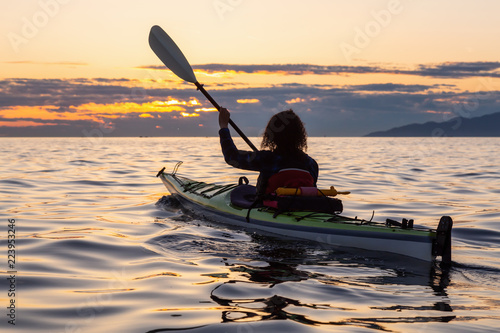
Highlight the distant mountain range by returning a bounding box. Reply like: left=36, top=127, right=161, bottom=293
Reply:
left=365, top=112, right=500, bottom=137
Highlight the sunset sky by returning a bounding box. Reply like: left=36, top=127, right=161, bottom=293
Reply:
left=1, top=0, right=499, bottom=137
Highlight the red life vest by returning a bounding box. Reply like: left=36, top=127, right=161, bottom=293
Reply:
left=265, top=168, right=315, bottom=194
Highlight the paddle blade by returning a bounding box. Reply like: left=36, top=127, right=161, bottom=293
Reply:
left=149, top=25, right=197, bottom=83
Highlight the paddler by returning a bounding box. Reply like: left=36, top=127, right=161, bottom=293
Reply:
left=218, top=108, right=319, bottom=195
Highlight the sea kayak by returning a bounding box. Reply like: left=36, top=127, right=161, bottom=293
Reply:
left=157, top=164, right=452, bottom=263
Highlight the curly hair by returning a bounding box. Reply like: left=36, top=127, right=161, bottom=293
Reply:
left=261, top=109, right=308, bottom=155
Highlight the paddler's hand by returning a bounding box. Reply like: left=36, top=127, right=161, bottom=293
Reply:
left=219, top=107, right=230, bottom=129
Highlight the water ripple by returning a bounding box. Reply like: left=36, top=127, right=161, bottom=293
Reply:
left=2, top=137, right=500, bottom=333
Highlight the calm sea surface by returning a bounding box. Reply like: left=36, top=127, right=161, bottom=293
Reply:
left=1, top=137, right=500, bottom=332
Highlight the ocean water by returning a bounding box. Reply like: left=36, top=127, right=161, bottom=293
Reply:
left=1, top=136, right=500, bottom=333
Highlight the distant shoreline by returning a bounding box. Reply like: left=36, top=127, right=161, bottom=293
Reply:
left=365, top=112, right=500, bottom=137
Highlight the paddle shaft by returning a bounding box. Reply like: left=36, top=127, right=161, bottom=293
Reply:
left=194, top=82, right=258, bottom=152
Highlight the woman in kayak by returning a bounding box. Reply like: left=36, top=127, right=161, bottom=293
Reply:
left=218, top=107, right=318, bottom=195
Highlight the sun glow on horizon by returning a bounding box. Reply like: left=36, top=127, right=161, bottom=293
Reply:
left=0, top=98, right=210, bottom=125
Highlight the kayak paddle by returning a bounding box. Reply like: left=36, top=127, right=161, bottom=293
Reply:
left=148, top=25, right=258, bottom=152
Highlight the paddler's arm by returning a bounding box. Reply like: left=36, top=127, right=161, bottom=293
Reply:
left=219, top=107, right=230, bottom=129
left=218, top=108, right=261, bottom=170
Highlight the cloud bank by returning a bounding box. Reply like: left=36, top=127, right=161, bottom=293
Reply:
left=140, top=61, right=500, bottom=78
left=1, top=61, right=500, bottom=137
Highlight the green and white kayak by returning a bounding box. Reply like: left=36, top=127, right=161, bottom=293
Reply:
left=157, top=165, right=452, bottom=263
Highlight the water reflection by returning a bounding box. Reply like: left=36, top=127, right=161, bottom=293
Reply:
left=206, top=258, right=455, bottom=331
left=146, top=229, right=457, bottom=332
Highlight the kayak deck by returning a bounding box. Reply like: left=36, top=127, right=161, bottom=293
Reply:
left=157, top=167, right=452, bottom=264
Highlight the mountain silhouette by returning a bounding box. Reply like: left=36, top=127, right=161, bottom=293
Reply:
left=365, top=112, right=500, bottom=137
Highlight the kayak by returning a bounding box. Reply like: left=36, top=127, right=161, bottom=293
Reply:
left=157, top=164, right=452, bottom=264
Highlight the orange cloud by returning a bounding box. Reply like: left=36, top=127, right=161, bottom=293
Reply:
left=286, top=97, right=306, bottom=104
left=74, top=101, right=186, bottom=115
left=0, top=105, right=98, bottom=122
left=0, top=99, right=207, bottom=124
left=422, top=110, right=452, bottom=115
left=152, top=98, right=197, bottom=106
left=195, top=69, right=238, bottom=78
left=195, top=69, right=295, bottom=76
left=180, top=112, right=199, bottom=117
left=237, top=99, right=260, bottom=104
left=194, top=108, right=218, bottom=112
left=0, top=120, right=59, bottom=127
